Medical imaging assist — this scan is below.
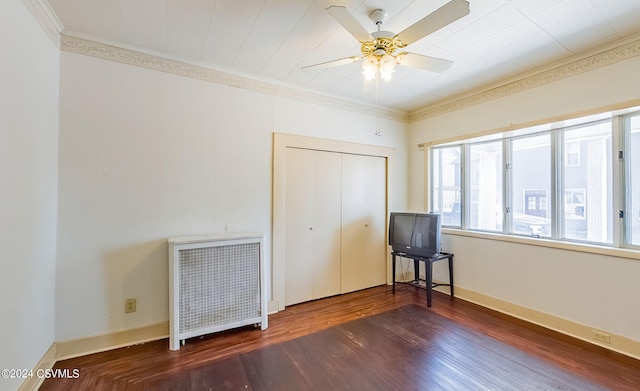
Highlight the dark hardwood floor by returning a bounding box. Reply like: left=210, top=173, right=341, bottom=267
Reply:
left=40, top=285, right=640, bottom=390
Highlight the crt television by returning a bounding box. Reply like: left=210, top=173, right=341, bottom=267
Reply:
left=389, top=212, right=441, bottom=258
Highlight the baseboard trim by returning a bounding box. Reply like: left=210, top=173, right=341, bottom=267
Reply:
left=55, top=321, right=169, bottom=361
left=435, top=285, right=640, bottom=362
left=46, top=307, right=281, bottom=364
left=17, top=343, right=56, bottom=391
left=18, top=323, right=169, bottom=390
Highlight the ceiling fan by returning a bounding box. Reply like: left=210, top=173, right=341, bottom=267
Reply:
left=302, top=0, right=470, bottom=80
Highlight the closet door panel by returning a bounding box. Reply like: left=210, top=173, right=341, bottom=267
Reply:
left=285, top=148, right=342, bottom=305
left=284, top=148, right=315, bottom=305
left=340, top=154, right=367, bottom=293
left=341, top=154, right=387, bottom=293
left=311, top=150, right=342, bottom=300
left=364, top=155, right=387, bottom=287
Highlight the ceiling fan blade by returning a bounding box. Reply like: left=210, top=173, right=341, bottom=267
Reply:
left=301, top=56, right=361, bottom=72
left=326, top=6, right=374, bottom=42
left=396, top=0, right=470, bottom=46
left=396, top=52, right=453, bottom=73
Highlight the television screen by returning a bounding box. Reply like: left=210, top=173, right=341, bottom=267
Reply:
left=389, top=212, right=441, bottom=258
left=390, top=213, right=415, bottom=247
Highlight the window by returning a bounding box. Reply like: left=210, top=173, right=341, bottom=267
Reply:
left=469, top=141, right=503, bottom=232
left=428, top=107, right=640, bottom=251
left=510, top=134, right=551, bottom=237
left=625, top=113, right=640, bottom=246
left=561, top=121, right=612, bottom=243
left=431, top=146, right=461, bottom=226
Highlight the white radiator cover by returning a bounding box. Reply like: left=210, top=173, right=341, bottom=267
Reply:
left=168, top=233, right=268, bottom=351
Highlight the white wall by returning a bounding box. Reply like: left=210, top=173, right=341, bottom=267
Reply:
left=56, top=52, right=409, bottom=341
left=409, top=55, right=640, bottom=346
left=0, top=1, right=59, bottom=390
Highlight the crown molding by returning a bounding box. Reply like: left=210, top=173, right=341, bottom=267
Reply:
left=59, top=35, right=410, bottom=123
left=409, top=34, right=640, bottom=123
left=21, top=0, right=62, bottom=47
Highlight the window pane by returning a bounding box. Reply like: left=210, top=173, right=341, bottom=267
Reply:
left=511, top=134, right=551, bottom=237
left=432, top=147, right=461, bottom=226
left=469, top=141, right=503, bottom=231
left=627, top=114, right=640, bottom=245
left=562, top=122, right=612, bottom=243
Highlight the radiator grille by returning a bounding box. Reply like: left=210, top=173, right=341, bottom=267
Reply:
left=178, top=243, right=261, bottom=333
left=169, top=233, right=267, bottom=350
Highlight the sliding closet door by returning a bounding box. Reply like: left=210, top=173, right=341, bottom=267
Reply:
left=310, top=151, right=342, bottom=299
left=340, top=154, right=387, bottom=293
left=284, top=148, right=342, bottom=306
left=363, top=155, right=387, bottom=288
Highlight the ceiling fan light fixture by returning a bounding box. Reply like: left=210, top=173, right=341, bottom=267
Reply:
left=362, top=56, right=378, bottom=80
left=379, top=54, right=396, bottom=80
left=379, top=53, right=396, bottom=69
left=361, top=53, right=397, bottom=81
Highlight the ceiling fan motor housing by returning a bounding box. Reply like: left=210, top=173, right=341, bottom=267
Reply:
left=362, top=30, right=405, bottom=58
left=362, top=9, right=405, bottom=58
left=369, top=8, right=388, bottom=26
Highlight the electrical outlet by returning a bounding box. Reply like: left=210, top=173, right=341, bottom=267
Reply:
left=592, top=330, right=611, bottom=344
left=125, top=298, right=137, bottom=313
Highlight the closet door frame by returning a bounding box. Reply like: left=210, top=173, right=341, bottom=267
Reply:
left=273, top=133, right=396, bottom=311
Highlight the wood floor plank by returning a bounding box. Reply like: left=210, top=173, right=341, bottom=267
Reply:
left=287, top=324, right=398, bottom=390
left=39, top=285, right=640, bottom=390
left=145, top=355, right=251, bottom=391
left=273, top=336, right=342, bottom=390
left=240, top=344, right=312, bottom=391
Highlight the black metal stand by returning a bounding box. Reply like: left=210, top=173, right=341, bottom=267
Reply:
left=391, top=251, right=454, bottom=307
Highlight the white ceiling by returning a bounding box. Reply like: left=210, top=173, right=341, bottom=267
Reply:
left=47, top=0, right=640, bottom=113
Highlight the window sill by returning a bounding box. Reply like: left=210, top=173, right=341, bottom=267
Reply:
left=442, top=228, right=640, bottom=261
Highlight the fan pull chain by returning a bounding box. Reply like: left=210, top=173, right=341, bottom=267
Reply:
left=375, top=76, right=381, bottom=137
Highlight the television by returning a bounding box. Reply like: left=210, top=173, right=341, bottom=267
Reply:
left=389, top=212, right=441, bottom=258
